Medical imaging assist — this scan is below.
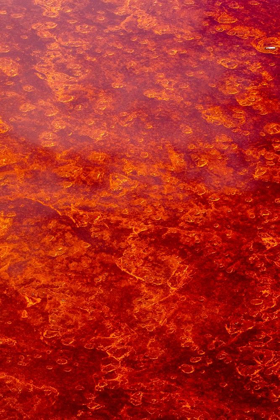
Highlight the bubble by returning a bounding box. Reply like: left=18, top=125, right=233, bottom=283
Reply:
left=254, top=37, right=280, bottom=54
left=0, top=44, right=10, bottom=53
left=57, top=94, right=75, bottom=103
left=130, top=391, right=143, bottom=406
left=218, top=58, right=238, bottom=69
left=180, top=364, right=195, bottom=374
left=196, top=158, right=208, bottom=168
left=190, top=357, right=202, bottom=363
left=43, top=330, right=60, bottom=338
left=0, top=118, right=9, bottom=133
left=0, top=58, right=20, bottom=77
left=181, top=124, right=193, bottom=134
left=216, top=13, right=237, bottom=24
left=56, top=358, right=68, bottom=365
left=21, top=310, right=28, bottom=318
left=22, top=85, right=35, bottom=92
left=19, top=103, right=36, bottom=112
left=11, top=13, right=25, bottom=19
left=264, top=123, right=280, bottom=135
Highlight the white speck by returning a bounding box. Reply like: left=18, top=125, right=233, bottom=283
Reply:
left=265, top=46, right=276, bottom=50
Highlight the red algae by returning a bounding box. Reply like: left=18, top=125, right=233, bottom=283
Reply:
left=0, top=0, right=280, bottom=419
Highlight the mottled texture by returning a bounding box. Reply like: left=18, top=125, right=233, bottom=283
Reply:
left=0, top=0, right=280, bottom=419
